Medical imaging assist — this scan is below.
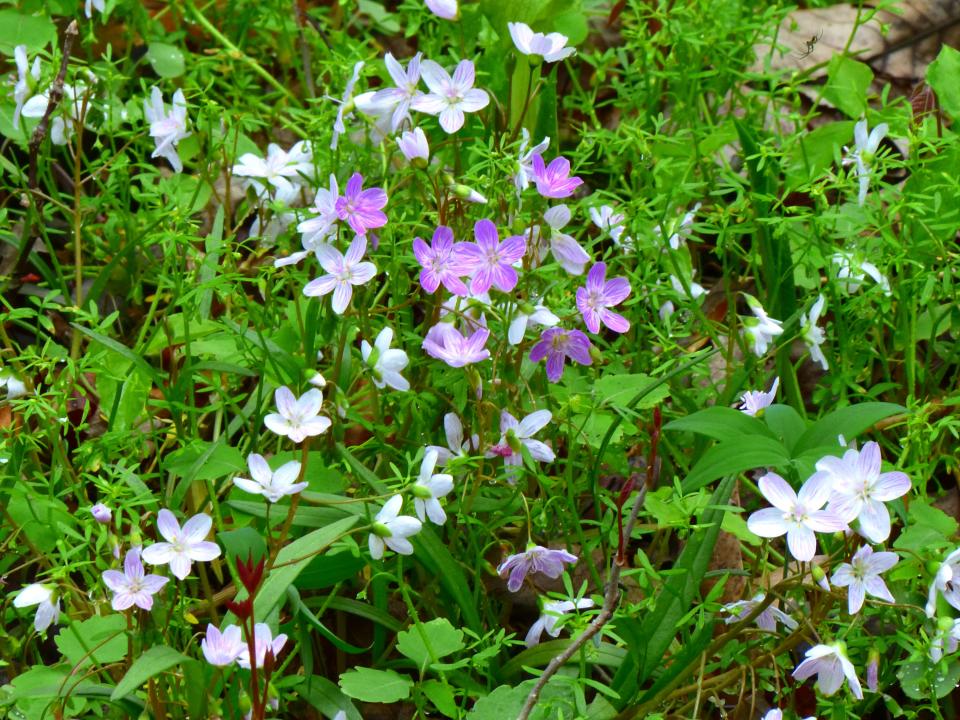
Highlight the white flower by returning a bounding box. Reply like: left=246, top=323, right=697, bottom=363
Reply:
left=303, top=235, right=377, bottom=314
left=801, top=295, right=828, bottom=370
left=361, top=327, right=410, bottom=391
left=368, top=495, right=422, bottom=559
left=816, top=441, right=911, bottom=544
left=515, top=129, right=550, bottom=192
left=654, top=203, right=700, bottom=250
left=426, top=413, right=478, bottom=465
left=281, top=174, right=341, bottom=267
left=398, top=127, right=429, bottom=163
left=12, top=45, right=42, bottom=130
left=793, top=642, right=863, bottom=699
left=738, top=377, right=779, bottom=416
left=669, top=272, right=706, bottom=300
left=528, top=204, right=590, bottom=275
left=928, top=547, right=960, bottom=617
left=525, top=598, right=594, bottom=646
left=201, top=624, right=246, bottom=667
left=741, top=294, right=783, bottom=356
left=13, top=583, right=60, bottom=634
left=412, top=449, right=454, bottom=525
left=85, top=0, right=105, bottom=17
left=831, top=252, right=891, bottom=296
left=930, top=618, right=960, bottom=662
left=0, top=372, right=27, bottom=400
left=831, top=545, right=898, bottom=614
left=507, top=22, right=576, bottom=63
left=263, top=386, right=332, bottom=443
left=233, top=454, right=307, bottom=503
left=506, top=300, right=560, bottom=345
left=331, top=61, right=364, bottom=150
left=425, top=0, right=458, bottom=20
left=21, top=83, right=87, bottom=146
left=362, top=53, right=423, bottom=133
left=411, top=59, right=489, bottom=134
left=843, top=119, right=888, bottom=206
left=487, top=409, right=555, bottom=479
left=101, top=548, right=170, bottom=611
left=237, top=623, right=287, bottom=669
left=141, top=510, right=221, bottom=580
left=232, top=141, right=312, bottom=201
left=721, top=592, right=798, bottom=632
left=746, top=471, right=846, bottom=561
left=143, top=87, right=190, bottom=173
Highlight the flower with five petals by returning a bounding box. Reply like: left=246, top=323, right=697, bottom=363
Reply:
left=141, top=510, right=221, bottom=580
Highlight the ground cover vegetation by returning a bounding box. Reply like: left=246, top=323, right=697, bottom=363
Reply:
left=1, top=0, right=959, bottom=717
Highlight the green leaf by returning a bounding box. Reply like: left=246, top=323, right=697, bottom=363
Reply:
left=927, top=45, right=960, bottom=119
left=288, top=585, right=370, bottom=654
left=637, top=618, right=716, bottom=703
left=594, top=373, right=670, bottom=410
left=681, top=437, right=790, bottom=493
left=146, top=42, right=186, bottom=78
left=411, top=528, right=483, bottom=633
left=338, top=667, right=413, bottom=703
left=467, top=677, right=576, bottom=720
left=0, top=10, right=56, bottom=53
left=763, top=404, right=807, bottom=453
left=784, top=122, right=854, bottom=191
left=422, top=679, right=458, bottom=718
left=72, top=324, right=159, bottom=381
left=910, top=501, right=959, bottom=537
left=55, top=614, right=127, bottom=668
left=500, top=640, right=626, bottom=677
left=792, top=402, right=905, bottom=455
left=665, top=406, right=775, bottom=443
left=217, top=526, right=268, bottom=566
left=298, top=676, right=362, bottom=720
left=396, top=617, right=465, bottom=668
left=111, top=646, right=189, bottom=700
left=823, top=55, right=873, bottom=118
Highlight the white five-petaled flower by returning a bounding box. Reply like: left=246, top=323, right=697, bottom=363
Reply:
left=815, top=441, right=911, bottom=544
left=525, top=598, right=595, bottom=647
left=141, top=510, right=221, bottom=580
left=102, top=548, right=170, bottom=611
left=233, top=454, right=307, bottom=503
left=12, top=45, right=41, bottom=130
left=21, top=83, right=87, bottom=146
left=362, top=327, right=410, bottom=391
left=13, top=583, right=60, bottom=634
left=506, top=299, right=560, bottom=345
left=237, top=623, right=288, bottom=669
left=508, top=22, right=576, bottom=63
left=263, top=386, right=332, bottom=443
left=412, top=449, right=454, bottom=525
left=368, top=495, right=423, bottom=559
left=201, top=623, right=246, bottom=667
left=514, top=129, right=550, bottom=193
left=590, top=204, right=631, bottom=248
left=292, top=174, right=340, bottom=256
left=303, top=235, right=377, bottom=314
left=928, top=547, right=960, bottom=618
left=746, top=471, right=846, bottom=561
left=487, top=409, right=555, bottom=479
left=232, top=141, right=313, bottom=202
left=844, top=119, right=888, bottom=206
left=831, top=251, right=891, bottom=296
left=793, top=642, right=863, bottom=699
left=741, top=294, right=783, bottom=356
left=363, top=53, right=423, bottom=133
left=801, top=295, right=829, bottom=370
left=331, top=61, right=364, bottom=150
left=531, top=204, right=591, bottom=275
left=144, top=87, right=190, bottom=173
left=425, top=0, right=459, bottom=20
left=721, top=592, right=798, bottom=633
left=411, top=59, right=489, bottom=134
left=831, top=545, right=898, bottom=614
left=738, top=377, right=779, bottom=417
left=426, top=413, right=478, bottom=464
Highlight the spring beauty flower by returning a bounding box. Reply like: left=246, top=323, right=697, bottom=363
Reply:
left=741, top=294, right=783, bottom=356
left=334, top=173, right=387, bottom=236
left=85, top=0, right=105, bottom=17
left=233, top=454, right=307, bottom=503
left=361, top=327, right=410, bottom=391
left=413, top=225, right=477, bottom=295
left=576, top=262, right=631, bottom=334
left=237, top=623, right=288, bottom=669
left=488, top=409, right=556, bottom=474
left=263, top=386, right=332, bottom=443
left=844, top=119, right=888, bottom=205
left=530, top=154, right=583, bottom=199
left=102, top=548, right=170, bottom=611
left=514, top=129, right=549, bottom=192
left=746, top=472, right=846, bottom=562
left=506, top=300, right=559, bottom=345
left=202, top=624, right=246, bottom=667
left=525, top=598, right=595, bottom=646
left=303, top=235, right=378, bottom=314
left=412, top=449, right=454, bottom=525
left=831, top=251, right=891, bottom=295
left=425, top=0, right=458, bottom=20
left=927, top=548, right=960, bottom=617
left=143, top=86, right=190, bottom=173
left=90, top=502, right=112, bottom=524
left=654, top=203, right=700, bottom=251
left=331, top=61, right=364, bottom=150
left=427, top=413, right=477, bottom=464
left=722, top=592, right=798, bottom=632
left=365, top=52, right=423, bottom=132
left=590, top=204, right=629, bottom=247
left=398, top=127, right=429, bottom=164
left=831, top=545, right=898, bottom=614
left=12, top=45, right=41, bottom=130
left=793, top=642, right=863, bottom=699
left=369, top=495, right=423, bottom=559
left=507, top=22, right=576, bottom=63
left=817, top=441, right=911, bottom=544
left=293, top=174, right=340, bottom=252
left=462, top=219, right=526, bottom=294
left=497, top=544, right=577, bottom=592
left=530, top=328, right=593, bottom=382
left=13, top=583, right=60, bottom=633
left=534, top=205, right=591, bottom=275
left=232, top=142, right=312, bottom=201
left=422, top=323, right=490, bottom=367
left=411, top=59, right=489, bottom=134
left=801, top=295, right=829, bottom=370
left=141, top=510, right=221, bottom=580
left=738, top=377, right=779, bottom=417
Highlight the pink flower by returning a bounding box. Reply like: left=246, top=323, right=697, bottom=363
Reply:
left=530, top=154, right=583, bottom=199
left=461, top=220, right=525, bottom=294
left=263, top=386, right=332, bottom=443
left=398, top=127, right=429, bottom=164
left=421, top=324, right=490, bottom=367
left=497, top=544, right=577, bottom=592
left=425, top=0, right=458, bottom=20
left=413, top=226, right=476, bottom=295
left=201, top=624, right=245, bottom=666
left=831, top=545, right=898, bottom=614
left=793, top=642, right=862, bottom=699
left=738, top=377, right=779, bottom=416
left=411, top=60, right=489, bottom=134
left=487, top=409, right=555, bottom=474
left=365, top=53, right=423, bottom=132
left=529, top=328, right=592, bottom=382
left=237, top=623, right=288, bottom=670
left=334, top=173, right=387, bottom=236
left=141, top=510, right=221, bottom=580
left=303, top=235, right=377, bottom=314
left=575, top=262, right=631, bottom=334
left=102, top=548, right=170, bottom=611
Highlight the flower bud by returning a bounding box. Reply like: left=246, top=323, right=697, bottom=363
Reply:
left=397, top=127, right=429, bottom=167
left=811, top=564, right=830, bottom=592
left=307, top=372, right=326, bottom=389
left=866, top=648, right=880, bottom=692
left=90, top=503, right=112, bottom=525
left=452, top=183, right=488, bottom=204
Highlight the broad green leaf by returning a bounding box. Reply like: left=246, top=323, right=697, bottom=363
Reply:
left=467, top=677, right=576, bottom=720
left=500, top=640, right=626, bottom=678
left=927, top=45, right=960, bottom=119
left=411, top=528, right=483, bottom=633
left=422, top=679, right=458, bottom=718
left=792, top=402, right=906, bottom=454
left=168, top=439, right=245, bottom=507
left=823, top=55, right=873, bottom=118
left=298, top=676, right=362, bottom=720
left=637, top=618, right=716, bottom=703
left=217, top=526, right=268, bottom=565
left=594, top=373, right=670, bottom=410
left=288, top=585, right=369, bottom=654
left=0, top=11, right=56, bottom=53
left=396, top=617, right=465, bottom=668
left=73, top=324, right=160, bottom=381
left=898, top=658, right=960, bottom=699
left=910, top=501, right=959, bottom=537
left=665, top=406, right=775, bottom=443
left=763, top=404, right=807, bottom=453
left=784, top=122, right=854, bottom=191
left=339, top=667, right=413, bottom=703
left=55, top=614, right=127, bottom=667
left=146, top=42, right=186, bottom=78
left=681, top=437, right=789, bottom=493
left=111, top=645, right=189, bottom=700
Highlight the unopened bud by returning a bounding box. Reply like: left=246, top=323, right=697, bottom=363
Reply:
left=811, top=564, right=830, bottom=592
left=866, top=648, right=880, bottom=692
left=90, top=503, right=112, bottom=524
left=308, top=372, right=326, bottom=389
